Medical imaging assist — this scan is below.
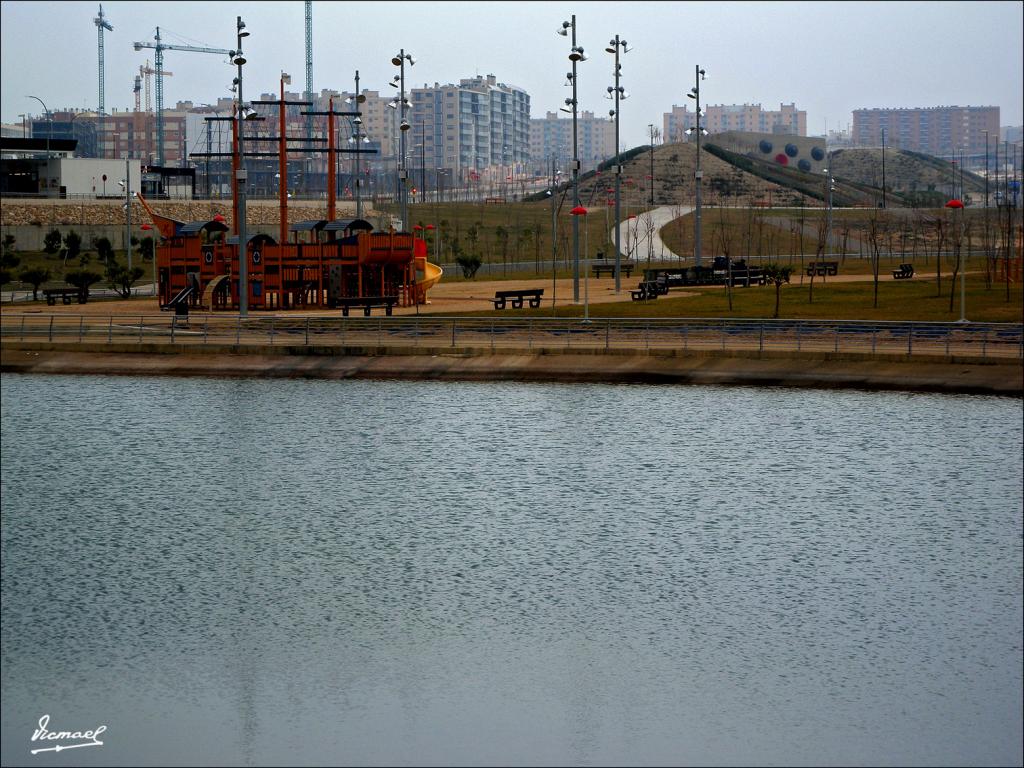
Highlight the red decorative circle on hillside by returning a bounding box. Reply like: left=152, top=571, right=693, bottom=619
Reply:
left=775, top=153, right=789, bottom=165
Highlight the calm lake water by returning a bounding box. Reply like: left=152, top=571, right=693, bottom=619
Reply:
left=1, top=374, right=1021, bottom=767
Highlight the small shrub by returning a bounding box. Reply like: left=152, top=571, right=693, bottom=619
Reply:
left=43, top=228, right=63, bottom=254
left=455, top=254, right=482, bottom=279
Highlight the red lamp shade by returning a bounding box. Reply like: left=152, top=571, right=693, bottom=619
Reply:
left=413, top=225, right=423, bottom=231
left=945, top=199, right=964, bottom=209
left=140, top=223, right=153, bottom=230
left=426, top=224, right=435, bottom=230
left=570, top=205, right=588, bottom=215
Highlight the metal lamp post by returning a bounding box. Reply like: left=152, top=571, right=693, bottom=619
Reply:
left=606, top=35, right=629, bottom=293
left=571, top=205, right=590, bottom=322
left=345, top=71, right=368, bottom=220
left=686, top=66, right=706, bottom=267
left=118, top=159, right=132, bottom=272
left=232, top=16, right=250, bottom=316
left=881, top=127, right=886, bottom=209
left=26, top=95, right=52, bottom=194
left=558, top=16, right=585, bottom=303
left=946, top=198, right=967, bottom=322
left=823, top=155, right=835, bottom=258
left=392, top=50, right=415, bottom=231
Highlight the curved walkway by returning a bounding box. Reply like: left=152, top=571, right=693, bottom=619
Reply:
left=610, top=205, right=692, bottom=262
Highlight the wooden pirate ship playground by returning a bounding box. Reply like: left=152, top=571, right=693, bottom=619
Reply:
left=139, top=85, right=441, bottom=314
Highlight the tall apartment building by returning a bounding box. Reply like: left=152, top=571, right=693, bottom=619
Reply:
left=663, top=103, right=806, bottom=144
left=322, top=74, right=530, bottom=192
left=852, top=106, right=999, bottom=157
left=528, top=111, right=616, bottom=176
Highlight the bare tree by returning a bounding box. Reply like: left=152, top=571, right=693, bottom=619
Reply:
left=867, top=212, right=883, bottom=309
left=929, top=214, right=947, bottom=297
left=715, top=206, right=736, bottom=310
left=949, top=216, right=972, bottom=313
left=762, top=263, right=793, bottom=319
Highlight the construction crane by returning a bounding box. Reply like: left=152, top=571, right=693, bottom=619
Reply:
left=137, top=61, right=173, bottom=163
left=94, top=4, right=113, bottom=116
left=133, top=27, right=231, bottom=166
left=139, top=60, right=173, bottom=113
left=304, top=1, right=313, bottom=193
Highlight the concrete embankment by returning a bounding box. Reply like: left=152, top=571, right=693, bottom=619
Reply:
left=2, top=342, right=1021, bottom=395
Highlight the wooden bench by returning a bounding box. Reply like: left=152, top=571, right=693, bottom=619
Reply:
left=806, top=261, right=839, bottom=277
left=892, top=263, right=915, bottom=279
left=337, top=295, right=399, bottom=316
left=43, top=287, right=87, bottom=305
left=591, top=261, right=635, bottom=278
left=492, top=288, right=544, bottom=309
left=630, top=281, right=661, bottom=301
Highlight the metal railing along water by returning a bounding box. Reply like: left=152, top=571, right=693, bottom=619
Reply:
left=2, top=314, right=1022, bottom=360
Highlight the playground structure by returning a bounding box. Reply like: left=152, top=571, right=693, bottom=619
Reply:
left=140, top=89, right=441, bottom=313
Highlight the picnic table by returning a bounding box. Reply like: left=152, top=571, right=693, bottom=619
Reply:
left=591, top=261, right=635, bottom=278
left=806, top=261, right=839, bottom=277
left=892, top=263, right=915, bottom=279
left=43, top=287, right=87, bottom=305
left=630, top=280, right=662, bottom=301
left=492, top=288, right=544, bottom=309
left=337, top=295, right=399, bottom=316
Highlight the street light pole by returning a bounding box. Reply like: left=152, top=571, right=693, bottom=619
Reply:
left=686, top=66, right=706, bottom=267
left=648, top=124, right=655, bottom=206
left=124, top=158, right=131, bottom=272
left=392, top=49, right=414, bottom=231
left=232, top=16, right=249, bottom=316
left=26, top=95, right=52, bottom=194
left=823, top=153, right=834, bottom=259
left=881, top=127, right=886, bottom=209
left=559, top=16, right=584, bottom=303
left=606, top=35, right=627, bottom=294
left=551, top=156, right=558, bottom=308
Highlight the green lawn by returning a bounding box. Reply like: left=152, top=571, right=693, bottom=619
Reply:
left=459, top=275, right=1024, bottom=324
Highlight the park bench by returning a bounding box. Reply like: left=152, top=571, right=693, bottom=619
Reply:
left=591, top=261, right=635, bottom=278
left=892, top=263, right=915, bottom=279
left=806, top=261, right=839, bottom=277
left=337, top=295, right=399, bottom=316
left=491, top=288, right=544, bottom=309
left=630, top=281, right=661, bottom=301
left=43, top=287, right=87, bottom=305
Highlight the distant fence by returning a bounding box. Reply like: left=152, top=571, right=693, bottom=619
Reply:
left=2, top=314, right=1021, bottom=360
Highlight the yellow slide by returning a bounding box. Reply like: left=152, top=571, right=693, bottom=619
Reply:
left=415, top=260, right=443, bottom=303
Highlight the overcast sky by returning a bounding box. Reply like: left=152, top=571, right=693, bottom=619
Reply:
left=2, top=0, right=1022, bottom=149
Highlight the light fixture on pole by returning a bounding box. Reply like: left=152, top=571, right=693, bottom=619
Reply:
left=548, top=157, right=561, bottom=310
left=26, top=95, right=52, bottom=193
left=117, top=162, right=132, bottom=274
left=232, top=15, right=250, bottom=316
left=557, top=15, right=583, bottom=303
left=392, top=49, right=415, bottom=232
left=685, top=66, right=706, bottom=268
left=823, top=155, right=835, bottom=260
left=606, top=35, right=629, bottom=293
left=346, top=71, right=368, bottom=219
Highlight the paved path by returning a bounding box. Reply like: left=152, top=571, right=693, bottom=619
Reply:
left=609, top=206, right=692, bottom=263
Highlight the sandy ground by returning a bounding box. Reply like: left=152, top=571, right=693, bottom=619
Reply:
left=0, top=269, right=969, bottom=318
left=0, top=275, right=700, bottom=317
